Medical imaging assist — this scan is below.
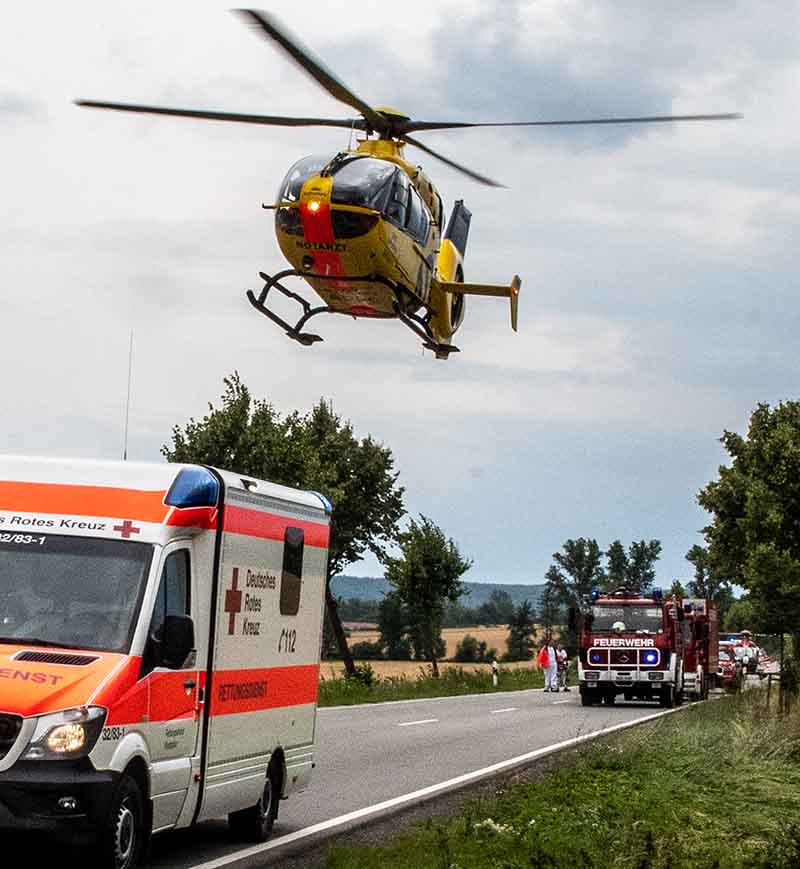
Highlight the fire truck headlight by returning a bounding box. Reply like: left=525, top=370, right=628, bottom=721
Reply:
left=22, top=707, right=107, bottom=760
left=590, top=653, right=602, bottom=664
left=643, top=651, right=659, bottom=665
left=648, top=672, right=664, bottom=681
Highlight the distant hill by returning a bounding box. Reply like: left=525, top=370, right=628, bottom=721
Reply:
left=331, top=575, right=544, bottom=608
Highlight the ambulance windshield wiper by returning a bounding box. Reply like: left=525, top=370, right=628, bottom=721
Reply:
left=0, top=636, right=84, bottom=650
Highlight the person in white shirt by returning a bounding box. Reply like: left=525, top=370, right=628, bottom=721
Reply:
left=556, top=643, right=570, bottom=691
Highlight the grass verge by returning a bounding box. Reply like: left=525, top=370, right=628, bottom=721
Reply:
left=324, top=690, right=800, bottom=868
left=318, top=664, right=546, bottom=707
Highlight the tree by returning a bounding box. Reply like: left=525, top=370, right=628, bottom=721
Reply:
left=385, top=515, right=472, bottom=676
left=685, top=543, right=734, bottom=621
left=505, top=600, right=536, bottom=661
left=477, top=589, right=515, bottom=625
left=605, top=540, right=628, bottom=588
left=670, top=579, right=687, bottom=599
left=697, top=401, right=800, bottom=655
left=626, top=540, right=662, bottom=592
left=453, top=635, right=496, bottom=663
left=162, top=374, right=405, bottom=676
left=546, top=538, right=606, bottom=608
left=378, top=590, right=412, bottom=660
left=539, top=576, right=563, bottom=639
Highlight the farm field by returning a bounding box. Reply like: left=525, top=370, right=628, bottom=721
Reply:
left=321, top=624, right=542, bottom=680
left=344, top=624, right=530, bottom=659
left=320, top=658, right=538, bottom=679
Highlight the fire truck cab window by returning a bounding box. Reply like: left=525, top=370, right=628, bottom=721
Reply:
left=277, top=154, right=333, bottom=203
left=330, top=158, right=395, bottom=211
left=590, top=605, right=662, bottom=634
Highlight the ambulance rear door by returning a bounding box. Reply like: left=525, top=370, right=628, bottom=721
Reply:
left=195, top=479, right=329, bottom=823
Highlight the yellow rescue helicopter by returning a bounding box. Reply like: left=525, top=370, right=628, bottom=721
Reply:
left=77, top=10, right=739, bottom=359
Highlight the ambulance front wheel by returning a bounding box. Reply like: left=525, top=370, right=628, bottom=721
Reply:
left=99, top=774, right=145, bottom=869
left=229, top=761, right=281, bottom=842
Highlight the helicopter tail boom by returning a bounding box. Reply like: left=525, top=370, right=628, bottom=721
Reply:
left=439, top=275, right=522, bottom=332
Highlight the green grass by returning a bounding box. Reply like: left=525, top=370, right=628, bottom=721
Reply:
left=317, top=664, right=546, bottom=707
left=324, top=690, right=800, bottom=868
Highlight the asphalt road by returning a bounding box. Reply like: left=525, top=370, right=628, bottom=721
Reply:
left=145, top=687, right=668, bottom=868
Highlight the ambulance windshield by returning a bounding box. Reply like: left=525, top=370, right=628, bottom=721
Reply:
left=591, top=605, right=663, bottom=634
left=0, top=534, right=153, bottom=653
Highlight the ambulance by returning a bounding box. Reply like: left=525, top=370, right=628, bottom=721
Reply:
left=0, top=456, right=331, bottom=868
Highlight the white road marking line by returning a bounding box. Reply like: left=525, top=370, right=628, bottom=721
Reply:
left=397, top=718, right=439, bottom=727
left=490, top=707, right=518, bottom=714
left=191, top=705, right=689, bottom=869
left=319, top=685, right=542, bottom=712
left=552, top=700, right=571, bottom=705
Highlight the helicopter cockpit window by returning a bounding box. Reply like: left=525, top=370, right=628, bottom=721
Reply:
left=277, top=154, right=332, bottom=203
left=406, top=187, right=430, bottom=243
left=385, top=172, right=410, bottom=229
left=330, top=158, right=396, bottom=211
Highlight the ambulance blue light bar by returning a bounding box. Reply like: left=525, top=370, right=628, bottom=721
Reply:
left=165, top=467, right=220, bottom=509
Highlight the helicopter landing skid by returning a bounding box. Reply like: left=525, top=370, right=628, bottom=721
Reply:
left=247, top=269, right=329, bottom=346
left=247, top=268, right=461, bottom=358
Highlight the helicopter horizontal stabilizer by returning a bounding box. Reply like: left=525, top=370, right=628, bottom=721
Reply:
left=437, top=275, right=522, bottom=332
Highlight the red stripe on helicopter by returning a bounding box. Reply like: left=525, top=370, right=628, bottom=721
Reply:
left=299, top=200, right=348, bottom=285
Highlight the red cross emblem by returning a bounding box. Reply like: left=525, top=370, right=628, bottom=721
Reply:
left=113, top=520, right=141, bottom=539
left=225, top=568, right=243, bottom=635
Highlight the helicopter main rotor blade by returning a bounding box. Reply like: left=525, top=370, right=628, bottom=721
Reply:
left=235, top=9, right=388, bottom=135
left=402, top=112, right=742, bottom=133
left=75, top=99, right=367, bottom=130
left=403, top=134, right=505, bottom=188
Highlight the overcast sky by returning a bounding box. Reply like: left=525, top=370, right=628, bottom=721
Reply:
left=2, top=1, right=798, bottom=588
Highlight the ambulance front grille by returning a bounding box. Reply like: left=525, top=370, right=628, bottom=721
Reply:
left=0, top=714, right=22, bottom=761
left=14, top=651, right=99, bottom=666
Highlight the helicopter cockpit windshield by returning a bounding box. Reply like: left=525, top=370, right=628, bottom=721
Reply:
left=330, top=157, right=396, bottom=211
left=277, top=154, right=334, bottom=203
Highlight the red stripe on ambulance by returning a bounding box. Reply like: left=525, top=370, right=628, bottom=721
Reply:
left=223, top=505, right=329, bottom=548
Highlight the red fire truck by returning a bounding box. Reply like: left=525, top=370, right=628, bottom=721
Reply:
left=576, top=587, right=685, bottom=708
left=680, top=598, right=719, bottom=700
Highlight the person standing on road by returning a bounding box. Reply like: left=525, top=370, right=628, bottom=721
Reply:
left=556, top=643, right=570, bottom=692
left=540, top=639, right=558, bottom=691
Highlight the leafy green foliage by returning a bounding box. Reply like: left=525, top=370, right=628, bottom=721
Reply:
left=378, top=590, right=412, bottom=659
left=603, top=538, right=662, bottom=592
left=453, top=634, right=497, bottom=663
left=698, top=401, right=800, bottom=653
left=385, top=515, right=472, bottom=675
left=505, top=600, right=536, bottom=661
left=545, top=538, right=605, bottom=607
left=162, top=373, right=405, bottom=670
left=686, top=543, right=734, bottom=619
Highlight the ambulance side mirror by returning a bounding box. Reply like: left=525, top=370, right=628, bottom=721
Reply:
left=161, top=614, right=195, bottom=669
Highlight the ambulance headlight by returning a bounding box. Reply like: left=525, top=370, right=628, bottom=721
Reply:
left=22, top=707, right=107, bottom=760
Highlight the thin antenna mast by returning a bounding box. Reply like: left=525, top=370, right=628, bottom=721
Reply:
left=122, top=330, right=134, bottom=461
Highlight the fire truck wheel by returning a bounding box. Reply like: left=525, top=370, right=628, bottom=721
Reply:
left=229, top=761, right=281, bottom=842
left=580, top=688, right=596, bottom=706
left=100, top=774, right=145, bottom=869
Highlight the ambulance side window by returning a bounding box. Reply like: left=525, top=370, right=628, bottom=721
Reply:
left=280, top=527, right=304, bottom=616
left=143, top=550, right=191, bottom=674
